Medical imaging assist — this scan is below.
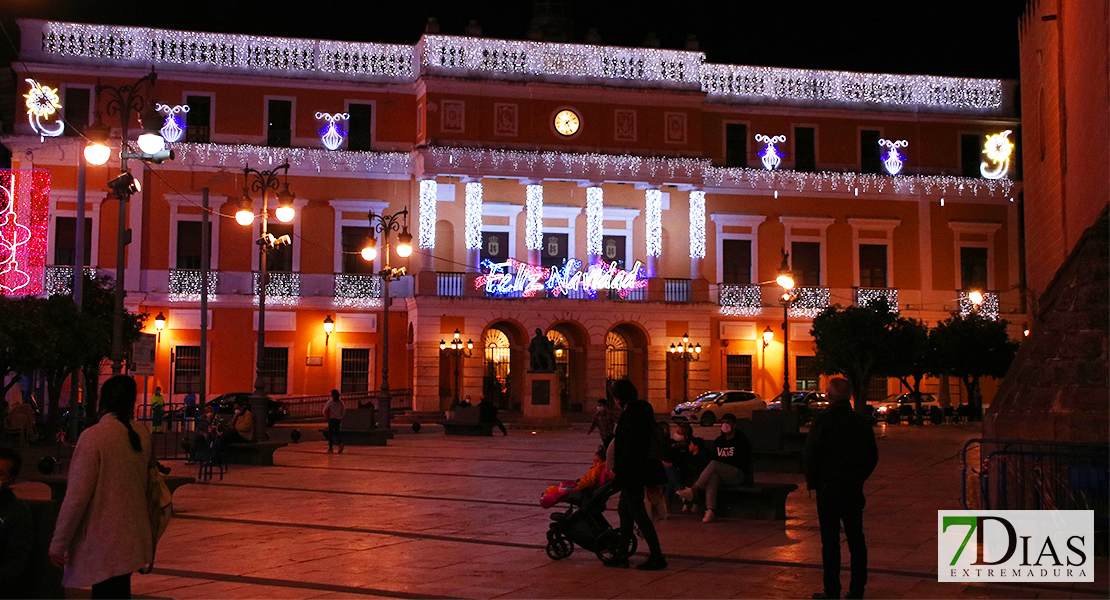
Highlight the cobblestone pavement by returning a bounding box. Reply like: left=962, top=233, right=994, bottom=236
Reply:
left=15, top=422, right=1108, bottom=599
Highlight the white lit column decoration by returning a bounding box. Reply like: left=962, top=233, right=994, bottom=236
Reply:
left=689, top=190, right=706, bottom=278
left=645, top=188, right=662, bottom=277
left=586, top=186, right=603, bottom=264
left=418, top=179, right=437, bottom=270
left=526, top=183, right=544, bottom=264
left=464, top=181, right=483, bottom=269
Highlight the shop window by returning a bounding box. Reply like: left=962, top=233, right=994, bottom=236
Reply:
left=176, top=220, right=211, bottom=269
left=63, top=88, right=90, bottom=135
left=791, top=241, right=821, bottom=286
left=725, top=123, right=747, bottom=167
left=186, top=96, right=211, bottom=143
left=795, top=356, right=819, bottom=391
left=726, top=355, right=753, bottom=390
left=341, top=226, right=374, bottom=274
left=860, top=129, right=881, bottom=174
left=173, top=346, right=201, bottom=395
left=858, top=244, right=888, bottom=288
left=53, top=216, right=92, bottom=266
left=347, top=103, right=373, bottom=151
left=794, top=126, right=815, bottom=172
left=341, top=348, right=371, bottom=393
left=260, top=347, right=288, bottom=395
left=267, top=99, right=292, bottom=147
left=265, top=223, right=294, bottom=272
left=961, top=134, right=983, bottom=177
left=540, top=233, right=569, bottom=268
left=721, top=239, right=752, bottom=284
left=960, top=247, right=988, bottom=290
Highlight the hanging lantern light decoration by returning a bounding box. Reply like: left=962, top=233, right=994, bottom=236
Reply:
left=316, top=112, right=350, bottom=151
left=155, top=103, right=189, bottom=143
left=879, top=138, right=908, bottom=175
left=755, top=134, right=786, bottom=170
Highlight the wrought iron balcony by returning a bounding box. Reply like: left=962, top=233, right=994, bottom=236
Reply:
left=43, top=265, right=98, bottom=297
left=718, top=284, right=762, bottom=316
left=664, top=278, right=692, bottom=302
left=436, top=271, right=465, bottom=297
left=854, top=287, right=899, bottom=312
left=168, top=268, right=219, bottom=302
left=252, top=271, right=300, bottom=305
left=957, top=290, right=1000, bottom=320
left=334, top=273, right=382, bottom=308
left=788, top=286, right=831, bottom=318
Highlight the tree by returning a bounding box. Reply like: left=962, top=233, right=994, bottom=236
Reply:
left=882, top=316, right=933, bottom=424
left=810, top=297, right=897, bottom=413
left=0, top=297, right=44, bottom=396
left=34, top=296, right=93, bottom=421
left=931, top=312, right=1020, bottom=418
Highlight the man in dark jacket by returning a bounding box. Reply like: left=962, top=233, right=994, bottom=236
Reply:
left=610, top=379, right=666, bottom=570
left=804, top=377, right=879, bottom=600
left=477, top=396, right=507, bottom=436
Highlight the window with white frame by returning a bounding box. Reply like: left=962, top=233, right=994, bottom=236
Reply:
left=62, top=85, right=92, bottom=136
left=780, top=216, right=835, bottom=287
left=331, top=200, right=388, bottom=274
left=266, top=97, right=294, bottom=147
left=168, top=196, right=220, bottom=272
left=53, top=216, right=92, bottom=266
left=185, top=94, right=213, bottom=143
left=482, top=202, right=523, bottom=263
left=948, top=221, right=1001, bottom=290
left=49, top=192, right=100, bottom=267
left=260, top=347, right=289, bottom=395
left=340, top=348, right=372, bottom=393
left=711, top=213, right=764, bottom=285
left=848, top=218, right=899, bottom=288
left=539, top=205, right=581, bottom=268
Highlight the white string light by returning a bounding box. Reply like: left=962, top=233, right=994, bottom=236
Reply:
left=755, top=134, right=786, bottom=170
left=167, top=269, right=218, bottom=302
left=464, top=182, right=483, bottom=250
left=689, top=190, right=706, bottom=259
left=879, top=139, right=908, bottom=175
left=315, top=112, right=350, bottom=151
left=418, top=179, right=437, bottom=249
left=253, top=271, right=300, bottom=305
left=980, top=130, right=1013, bottom=180
left=645, top=189, right=662, bottom=257
left=789, top=286, right=831, bottom=318
left=855, top=287, right=899, bottom=312
left=24, top=79, right=64, bottom=139
left=703, top=166, right=1014, bottom=199
left=718, top=284, right=762, bottom=316
left=334, top=274, right=383, bottom=308
left=586, top=186, right=603, bottom=257
left=168, top=142, right=411, bottom=175
left=525, top=184, right=544, bottom=251
left=958, top=290, right=999, bottom=320
left=156, top=103, right=189, bottom=143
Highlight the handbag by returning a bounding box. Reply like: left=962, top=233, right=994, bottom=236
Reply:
left=139, top=463, right=173, bottom=574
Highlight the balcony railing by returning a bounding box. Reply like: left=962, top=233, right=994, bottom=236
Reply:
left=664, top=278, right=692, bottom=302
left=718, top=283, right=762, bottom=316
left=436, top=271, right=465, bottom=297
left=252, top=271, right=300, bottom=305
left=334, top=273, right=382, bottom=308
left=43, top=265, right=98, bottom=297
left=168, top=268, right=218, bottom=302
left=957, top=290, right=1000, bottom=320
left=789, top=286, right=831, bottom=318
left=854, top=287, right=898, bottom=312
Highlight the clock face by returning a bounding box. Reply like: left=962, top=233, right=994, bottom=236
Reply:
left=553, top=109, right=580, bottom=136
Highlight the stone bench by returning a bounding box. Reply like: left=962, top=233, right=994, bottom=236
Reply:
left=27, top=473, right=196, bottom=501
left=224, top=441, right=287, bottom=466
left=442, top=405, right=495, bottom=436
left=669, top=481, right=799, bottom=520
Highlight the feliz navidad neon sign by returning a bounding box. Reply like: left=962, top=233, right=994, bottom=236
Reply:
left=477, top=258, right=647, bottom=298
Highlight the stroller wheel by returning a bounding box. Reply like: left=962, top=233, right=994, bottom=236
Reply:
left=595, top=529, right=638, bottom=565
left=546, top=530, right=573, bottom=560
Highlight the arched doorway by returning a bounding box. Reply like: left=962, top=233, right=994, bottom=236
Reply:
left=483, top=321, right=527, bottom=410
left=546, top=321, right=589, bottom=413
left=606, top=323, right=649, bottom=400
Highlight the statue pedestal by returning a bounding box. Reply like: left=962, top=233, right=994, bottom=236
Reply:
left=520, top=371, right=567, bottom=428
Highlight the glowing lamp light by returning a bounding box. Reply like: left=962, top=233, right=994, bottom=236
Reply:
left=137, top=132, right=165, bottom=154
left=755, top=134, right=786, bottom=170
left=323, top=314, right=334, bottom=344
left=694, top=344, right=701, bottom=355
left=879, top=139, right=908, bottom=175
left=968, top=290, right=984, bottom=307
left=361, top=238, right=377, bottom=262
left=668, top=343, right=677, bottom=353
left=83, top=143, right=111, bottom=165
left=440, top=340, right=447, bottom=351
left=762, top=326, right=774, bottom=348
left=154, top=312, right=166, bottom=331
left=24, top=79, right=64, bottom=139
left=776, top=273, right=795, bottom=290
left=396, top=230, right=413, bottom=258
left=274, top=183, right=296, bottom=223
left=235, top=193, right=255, bottom=226
left=980, top=130, right=1013, bottom=179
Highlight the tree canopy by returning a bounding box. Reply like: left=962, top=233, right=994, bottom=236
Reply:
left=809, top=297, right=897, bottom=412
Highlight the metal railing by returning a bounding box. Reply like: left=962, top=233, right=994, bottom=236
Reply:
left=664, top=278, right=692, bottom=302
left=280, top=388, right=413, bottom=421
left=854, top=287, right=898, bottom=311
left=168, top=268, right=219, bottom=301
left=960, top=438, right=1109, bottom=525
left=334, top=273, right=383, bottom=307
left=436, top=271, right=465, bottom=297
left=718, top=283, right=762, bottom=316
left=788, top=286, right=831, bottom=318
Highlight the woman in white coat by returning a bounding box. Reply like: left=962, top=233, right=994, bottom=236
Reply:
left=50, top=375, right=153, bottom=599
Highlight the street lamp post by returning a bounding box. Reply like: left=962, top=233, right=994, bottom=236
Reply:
left=84, top=70, right=174, bottom=375
left=667, top=333, right=701, bottom=402
left=776, top=249, right=797, bottom=412
left=236, top=163, right=295, bottom=442
left=440, top=329, right=474, bottom=402
left=361, top=209, right=412, bottom=430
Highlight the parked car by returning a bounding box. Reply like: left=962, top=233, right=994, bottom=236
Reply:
left=206, top=392, right=289, bottom=427
left=765, top=391, right=828, bottom=423
left=872, top=393, right=942, bottom=424
left=671, top=390, right=765, bottom=427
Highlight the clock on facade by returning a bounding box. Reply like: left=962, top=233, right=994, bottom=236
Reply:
left=553, top=109, right=580, bottom=136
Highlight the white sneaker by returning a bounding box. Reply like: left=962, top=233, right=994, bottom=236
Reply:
left=703, top=509, right=715, bottom=523
left=682, top=502, right=692, bottom=513
left=676, top=487, right=694, bottom=502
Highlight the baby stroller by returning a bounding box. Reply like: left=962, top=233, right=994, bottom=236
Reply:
left=544, top=478, right=638, bottom=565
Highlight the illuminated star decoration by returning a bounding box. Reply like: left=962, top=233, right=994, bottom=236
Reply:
left=879, top=139, right=908, bottom=175
left=980, top=130, right=1013, bottom=180
left=155, top=103, right=189, bottom=143
left=24, top=79, right=65, bottom=140
left=316, top=112, right=350, bottom=151
left=755, top=134, right=786, bottom=170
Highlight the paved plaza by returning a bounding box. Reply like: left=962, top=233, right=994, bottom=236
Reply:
left=14, top=423, right=1108, bottom=599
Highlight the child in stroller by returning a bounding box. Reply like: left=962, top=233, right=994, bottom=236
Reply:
left=542, top=447, right=638, bottom=564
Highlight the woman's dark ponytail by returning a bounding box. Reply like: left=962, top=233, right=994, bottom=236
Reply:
left=100, top=375, right=142, bottom=453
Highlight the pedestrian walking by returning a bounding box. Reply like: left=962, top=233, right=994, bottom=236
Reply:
left=804, top=377, right=879, bottom=600
left=49, top=375, right=153, bottom=599
left=609, top=379, right=667, bottom=571
left=323, top=389, right=345, bottom=453
left=586, top=398, right=616, bottom=449
left=478, top=395, right=507, bottom=435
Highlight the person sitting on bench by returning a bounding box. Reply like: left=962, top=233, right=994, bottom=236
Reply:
left=224, top=401, right=255, bottom=444
left=676, top=414, right=752, bottom=523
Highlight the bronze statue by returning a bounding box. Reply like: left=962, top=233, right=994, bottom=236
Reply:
left=528, top=327, right=557, bottom=372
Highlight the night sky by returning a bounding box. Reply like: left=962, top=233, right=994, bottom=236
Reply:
left=3, top=0, right=1029, bottom=79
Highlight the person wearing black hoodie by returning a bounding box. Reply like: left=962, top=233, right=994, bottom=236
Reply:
left=609, top=379, right=666, bottom=571
left=804, top=377, right=879, bottom=600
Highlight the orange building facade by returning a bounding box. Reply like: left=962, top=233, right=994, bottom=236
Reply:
left=5, top=19, right=1024, bottom=415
